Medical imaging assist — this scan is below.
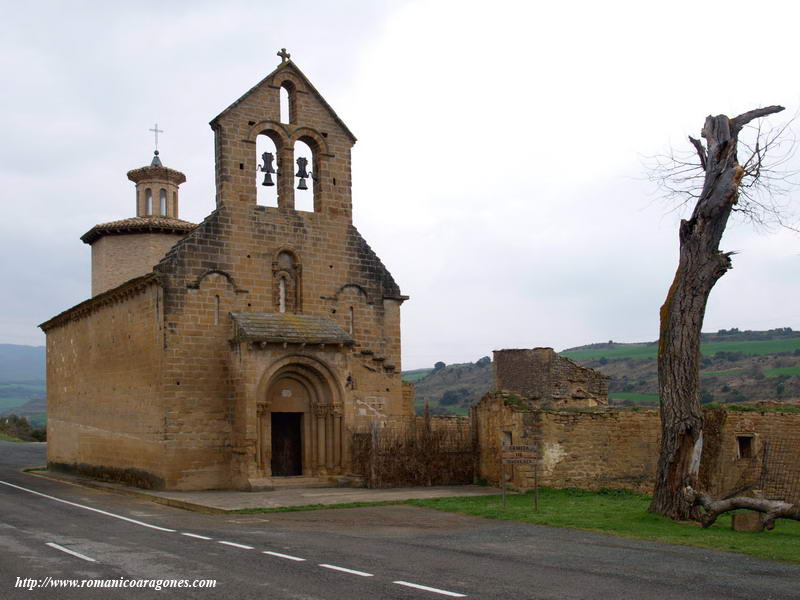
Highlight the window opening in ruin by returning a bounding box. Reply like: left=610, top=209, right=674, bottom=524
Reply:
left=737, top=435, right=754, bottom=459
left=145, top=188, right=152, bottom=215
left=294, top=139, right=314, bottom=212
left=502, top=431, right=512, bottom=447
left=278, top=278, right=286, bottom=313
left=279, top=86, right=291, bottom=124
left=348, top=306, right=354, bottom=335
left=214, top=295, right=220, bottom=325
left=256, top=134, right=278, bottom=208
left=159, top=189, right=167, bottom=216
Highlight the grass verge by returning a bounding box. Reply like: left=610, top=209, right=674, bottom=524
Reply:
left=407, top=488, right=800, bottom=564
left=233, top=488, right=800, bottom=564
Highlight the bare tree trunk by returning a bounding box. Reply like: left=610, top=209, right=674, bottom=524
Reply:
left=649, top=106, right=784, bottom=520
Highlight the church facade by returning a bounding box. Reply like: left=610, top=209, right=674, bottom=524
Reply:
left=41, top=53, right=411, bottom=491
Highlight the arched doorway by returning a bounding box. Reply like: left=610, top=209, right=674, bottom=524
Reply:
left=257, top=359, right=343, bottom=478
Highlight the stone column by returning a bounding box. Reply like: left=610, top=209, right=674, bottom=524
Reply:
left=277, top=146, right=295, bottom=210
left=316, top=406, right=327, bottom=471
left=333, top=409, right=342, bottom=471
left=326, top=412, right=334, bottom=471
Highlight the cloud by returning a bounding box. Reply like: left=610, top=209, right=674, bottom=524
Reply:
left=2, top=0, right=799, bottom=372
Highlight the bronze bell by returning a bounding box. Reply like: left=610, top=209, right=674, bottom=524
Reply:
left=297, top=177, right=308, bottom=190
left=260, top=152, right=276, bottom=174
left=261, top=172, right=274, bottom=187
left=295, top=156, right=309, bottom=178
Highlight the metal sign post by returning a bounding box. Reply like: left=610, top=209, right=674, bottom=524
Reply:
left=501, top=461, right=507, bottom=510
left=501, top=444, right=541, bottom=512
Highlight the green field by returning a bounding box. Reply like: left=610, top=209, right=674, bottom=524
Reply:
left=764, top=366, right=800, bottom=377
left=562, top=337, right=800, bottom=361
left=415, top=401, right=469, bottom=416
left=0, top=397, right=32, bottom=411
left=402, top=369, right=433, bottom=383
left=700, top=369, right=743, bottom=378
left=609, top=392, right=660, bottom=405
left=25, top=413, right=46, bottom=428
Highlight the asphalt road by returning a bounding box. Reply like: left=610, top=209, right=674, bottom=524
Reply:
left=1, top=441, right=798, bottom=599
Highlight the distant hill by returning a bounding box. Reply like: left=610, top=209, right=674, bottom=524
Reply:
left=0, top=344, right=45, bottom=383
left=405, top=357, right=493, bottom=416
left=404, top=328, right=800, bottom=414
left=561, top=328, right=800, bottom=361
left=0, top=344, right=46, bottom=417
left=2, top=397, right=47, bottom=427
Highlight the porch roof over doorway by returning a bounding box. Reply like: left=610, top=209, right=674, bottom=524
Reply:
left=230, top=312, right=355, bottom=346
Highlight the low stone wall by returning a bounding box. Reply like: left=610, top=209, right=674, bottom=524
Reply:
left=475, top=392, right=800, bottom=496
left=704, top=408, right=800, bottom=502
left=476, top=392, right=659, bottom=491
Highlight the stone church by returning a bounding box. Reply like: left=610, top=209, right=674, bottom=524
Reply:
left=41, top=51, right=412, bottom=490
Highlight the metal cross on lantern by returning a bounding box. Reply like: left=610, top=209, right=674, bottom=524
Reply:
left=149, top=123, right=164, bottom=151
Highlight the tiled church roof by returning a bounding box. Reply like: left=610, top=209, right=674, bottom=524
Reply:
left=81, top=216, right=197, bottom=245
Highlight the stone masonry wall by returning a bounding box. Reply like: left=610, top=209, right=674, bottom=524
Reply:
left=476, top=392, right=800, bottom=496
left=44, top=279, right=167, bottom=488
left=494, top=348, right=608, bottom=407
left=476, top=393, right=659, bottom=492
left=145, top=62, right=406, bottom=488
left=91, top=232, right=186, bottom=296
left=704, top=409, right=800, bottom=502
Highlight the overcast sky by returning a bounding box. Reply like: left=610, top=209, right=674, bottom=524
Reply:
left=2, top=0, right=799, bottom=369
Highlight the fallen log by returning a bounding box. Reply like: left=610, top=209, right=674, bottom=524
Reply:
left=685, top=486, right=800, bottom=529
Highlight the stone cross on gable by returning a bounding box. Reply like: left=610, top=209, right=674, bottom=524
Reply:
left=149, top=123, right=164, bottom=151
left=277, top=48, right=291, bottom=63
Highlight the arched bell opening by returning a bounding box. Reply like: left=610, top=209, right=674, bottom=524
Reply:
left=256, top=132, right=280, bottom=207
left=257, top=360, right=344, bottom=478
left=293, top=139, right=314, bottom=212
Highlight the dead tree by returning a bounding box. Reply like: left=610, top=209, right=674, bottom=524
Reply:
left=647, top=106, right=789, bottom=521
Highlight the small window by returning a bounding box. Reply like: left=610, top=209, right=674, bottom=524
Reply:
left=737, top=435, right=754, bottom=459
left=159, top=189, right=167, bottom=216
left=278, top=278, right=286, bottom=313
left=145, top=188, right=152, bottom=215
left=280, top=85, right=291, bottom=123
left=502, top=431, right=513, bottom=447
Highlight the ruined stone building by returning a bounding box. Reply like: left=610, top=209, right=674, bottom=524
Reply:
left=41, top=52, right=411, bottom=490
left=493, top=348, right=608, bottom=408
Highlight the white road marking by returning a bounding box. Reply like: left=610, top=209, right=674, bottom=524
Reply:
left=0, top=480, right=175, bottom=532
left=319, top=564, right=373, bottom=577
left=181, top=532, right=213, bottom=540
left=218, top=541, right=254, bottom=550
left=393, top=581, right=467, bottom=597
left=46, top=542, right=97, bottom=563
left=263, top=551, right=306, bottom=561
